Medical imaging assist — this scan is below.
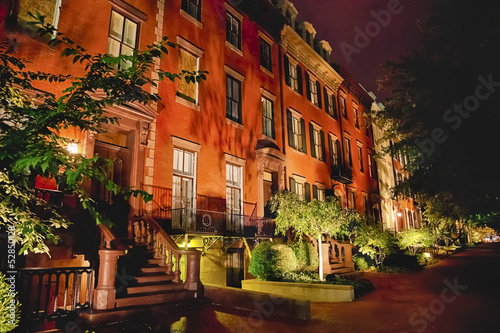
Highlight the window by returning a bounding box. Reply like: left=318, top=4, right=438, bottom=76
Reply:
left=340, top=96, right=347, bottom=119
left=181, top=0, right=201, bottom=21
left=368, top=153, right=373, bottom=178
left=226, top=75, right=242, bottom=123
left=363, top=196, right=370, bottom=216
left=284, top=55, right=302, bottom=94
left=260, top=38, right=272, bottom=72
left=309, top=123, right=325, bottom=161
left=289, top=177, right=310, bottom=201
left=348, top=190, right=356, bottom=210
left=226, top=12, right=241, bottom=49
left=312, top=184, right=325, bottom=201
left=287, top=110, right=307, bottom=153
left=177, top=48, right=199, bottom=104
left=226, top=163, right=243, bottom=231
left=172, top=148, right=196, bottom=228
left=364, top=116, right=370, bottom=136
left=344, top=136, right=352, bottom=167
left=107, top=10, right=138, bottom=69
left=324, top=88, right=337, bottom=119
left=357, top=143, right=364, bottom=173
left=17, top=0, right=61, bottom=31
left=262, top=97, right=275, bottom=139
left=305, top=73, right=322, bottom=108
left=353, top=106, right=359, bottom=128
left=329, top=135, right=341, bottom=166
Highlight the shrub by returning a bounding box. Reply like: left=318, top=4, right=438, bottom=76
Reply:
left=354, top=224, right=395, bottom=266
left=273, top=244, right=299, bottom=273
left=248, top=242, right=280, bottom=280
left=383, top=253, right=422, bottom=271
left=352, top=254, right=370, bottom=271
left=248, top=242, right=298, bottom=280
left=290, top=241, right=319, bottom=272
left=0, top=273, right=20, bottom=332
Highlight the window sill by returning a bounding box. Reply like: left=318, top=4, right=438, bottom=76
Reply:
left=287, top=86, right=302, bottom=97
left=261, top=134, right=278, bottom=144
left=308, top=100, right=322, bottom=110
left=175, top=95, right=200, bottom=111
left=260, top=65, right=274, bottom=78
left=226, top=117, right=244, bottom=130
left=290, top=147, right=307, bottom=155
left=180, top=9, right=204, bottom=29
left=226, top=41, right=243, bottom=57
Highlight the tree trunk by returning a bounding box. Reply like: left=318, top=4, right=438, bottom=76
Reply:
left=318, top=235, right=324, bottom=281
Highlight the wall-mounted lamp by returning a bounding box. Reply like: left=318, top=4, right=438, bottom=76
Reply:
left=67, top=141, right=79, bottom=154
left=397, top=212, right=402, bottom=217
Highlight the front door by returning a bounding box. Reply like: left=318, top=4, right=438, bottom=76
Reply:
left=172, top=148, right=196, bottom=231
left=92, top=141, right=131, bottom=238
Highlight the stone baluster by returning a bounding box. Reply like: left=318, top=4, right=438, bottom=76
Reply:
left=160, top=243, right=167, bottom=267
left=154, top=232, right=160, bottom=259
left=133, top=221, right=140, bottom=245
left=166, top=249, right=173, bottom=274
left=343, top=243, right=354, bottom=269
left=173, top=252, right=181, bottom=283
left=140, top=221, right=147, bottom=244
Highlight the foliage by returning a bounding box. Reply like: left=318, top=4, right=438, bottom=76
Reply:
left=248, top=242, right=280, bottom=281
left=273, top=243, right=298, bottom=274
left=354, top=224, right=395, bottom=266
left=373, top=0, right=500, bottom=217
left=352, top=254, right=370, bottom=271
left=0, top=273, right=20, bottom=332
left=382, top=253, right=422, bottom=272
left=290, top=241, right=319, bottom=272
left=396, top=228, right=434, bottom=255
left=0, top=13, right=206, bottom=255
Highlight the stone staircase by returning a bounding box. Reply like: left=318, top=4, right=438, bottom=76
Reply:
left=324, top=237, right=363, bottom=278
left=114, top=245, right=197, bottom=308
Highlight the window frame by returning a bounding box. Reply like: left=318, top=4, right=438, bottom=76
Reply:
left=107, top=9, right=139, bottom=69
left=181, top=0, right=201, bottom=21
left=261, top=95, right=275, bottom=139
left=259, top=37, right=273, bottom=73
left=287, top=109, right=307, bottom=154
left=226, top=74, right=242, bottom=124
left=357, top=142, right=364, bottom=173
left=340, top=95, right=347, bottom=119
left=176, top=37, right=203, bottom=107
left=226, top=11, right=241, bottom=50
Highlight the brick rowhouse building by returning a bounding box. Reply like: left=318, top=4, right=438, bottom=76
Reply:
left=3, top=0, right=381, bottom=324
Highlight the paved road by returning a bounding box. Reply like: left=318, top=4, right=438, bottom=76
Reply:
left=96, top=242, right=500, bottom=333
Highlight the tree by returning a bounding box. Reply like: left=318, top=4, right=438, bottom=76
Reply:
left=0, top=13, right=206, bottom=255
left=269, top=191, right=359, bottom=280
left=354, top=224, right=394, bottom=266
left=396, top=228, right=434, bottom=256
left=373, top=0, right=500, bottom=218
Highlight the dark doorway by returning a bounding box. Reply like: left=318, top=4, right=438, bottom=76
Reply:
left=263, top=171, right=279, bottom=218
left=226, top=248, right=244, bottom=288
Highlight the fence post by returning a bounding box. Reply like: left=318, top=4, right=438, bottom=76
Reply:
left=93, top=249, right=124, bottom=310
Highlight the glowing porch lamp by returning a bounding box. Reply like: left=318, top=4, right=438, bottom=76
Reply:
left=66, top=141, right=79, bottom=154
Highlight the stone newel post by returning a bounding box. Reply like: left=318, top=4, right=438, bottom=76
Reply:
left=184, top=249, right=203, bottom=297
left=93, top=249, right=125, bottom=310
left=343, top=243, right=354, bottom=269
left=321, top=243, right=332, bottom=275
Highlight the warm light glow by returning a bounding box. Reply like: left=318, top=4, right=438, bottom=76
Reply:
left=424, top=252, right=431, bottom=258
left=397, top=212, right=402, bottom=217
left=67, top=141, right=78, bottom=154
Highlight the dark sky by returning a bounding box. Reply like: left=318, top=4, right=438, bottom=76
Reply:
left=291, top=0, right=435, bottom=101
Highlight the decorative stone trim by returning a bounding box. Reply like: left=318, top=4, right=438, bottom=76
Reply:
left=171, top=136, right=201, bottom=153
left=260, top=87, right=276, bottom=101
left=176, top=36, right=204, bottom=56
left=224, top=65, right=245, bottom=82
left=180, top=9, right=204, bottom=29
left=225, top=153, right=246, bottom=166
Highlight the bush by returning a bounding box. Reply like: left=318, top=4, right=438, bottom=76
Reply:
left=396, top=228, right=434, bottom=256
left=273, top=244, right=298, bottom=273
left=290, top=241, right=319, bottom=271
left=248, top=242, right=280, bottom=280
left=354, top=224, right=395, bottom=266
left=248, top=242, right=298, bottom=280
left=383, top=253, right=422, bottom=272
left=352, top=254, right=370, bottom=271
left=0, top=273, right=20, bottom=332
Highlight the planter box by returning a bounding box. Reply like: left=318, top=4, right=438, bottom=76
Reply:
left=241, top=279, right=355, bottom=303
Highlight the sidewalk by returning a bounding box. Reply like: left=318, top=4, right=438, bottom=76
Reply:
left=92, top=242, right=500, bottom=332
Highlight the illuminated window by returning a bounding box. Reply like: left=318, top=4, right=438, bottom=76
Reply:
left=324, top=89, right=337, bottom=119
left=107, top=10, right=138, bottom=69
left=368, top=153, right=373, bottom=178
left=348, top=190, right=356, bottom=209
left=287, top=110, right=307, bottom=153
left=284, top=55, right=302, bottom=94
left=340, top=95, right=347, bottom=119
left=354, top=106, right=360, bottom=128
left=344, top=136, right=352, bottom=167
left=17, top=0, right=61, bottom=31
left=262, top=97, right=275, bottom=139
left=226, top=163, right=243, bottom=231
left=289, top=176, right=310, bottom=201
left=309, top=123, right=325, bottom=161
left=357, top=143, right=364, bottom=173
left=177, top=49, right=199, bottom=104
left=306, top=74, right=321, bottom=108
left=313, top=184, right=325, bottom=201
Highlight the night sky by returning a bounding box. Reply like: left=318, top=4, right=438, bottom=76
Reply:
left=291, top=0, right=435, bottom=101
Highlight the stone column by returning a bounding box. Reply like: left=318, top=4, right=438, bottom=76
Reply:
left=343, top=243, right=354, bottom=269
left=93, top=249, right=124, bottom=310
left=184, top=250, right=203, bottom=297
left=321, top=243, right=332, bottom=275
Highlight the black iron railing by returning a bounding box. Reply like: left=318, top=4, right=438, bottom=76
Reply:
left=331, top=160, right=353, bottom=184
left=17, top=267, right=94, bottom=321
